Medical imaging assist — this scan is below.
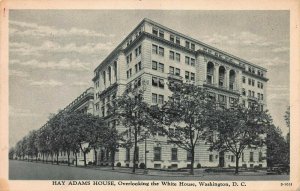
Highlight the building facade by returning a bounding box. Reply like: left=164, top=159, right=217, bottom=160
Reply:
left=92, top=18, right=268, bottom=169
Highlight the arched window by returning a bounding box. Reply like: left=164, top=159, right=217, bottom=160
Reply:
left=219, top=66, right=225, bottom=87
left=108, top=66, right=112, bottom=85
left=229, top=70, right=236, bottom=90
left=114, top=61, right=117, bottom=81
left=207, top=62, right=214, bottom=84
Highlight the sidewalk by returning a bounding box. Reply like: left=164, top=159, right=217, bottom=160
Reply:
left=19, top=160, right=268, bottom=177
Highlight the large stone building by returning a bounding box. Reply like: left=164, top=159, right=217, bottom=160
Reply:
left=92, top=18, right=268, bottom=169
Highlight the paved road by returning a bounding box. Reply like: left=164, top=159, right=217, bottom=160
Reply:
left=9, top=160, right=289, bottom=180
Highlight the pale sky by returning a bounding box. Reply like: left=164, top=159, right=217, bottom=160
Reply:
left=9, top=10, right=290, bottom=147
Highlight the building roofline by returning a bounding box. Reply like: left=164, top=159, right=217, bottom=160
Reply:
left=94, top=19, right=147, bottom=72
left=144, top=18, right=267, bottom=72
left=94, top=18, right=267, bottom=73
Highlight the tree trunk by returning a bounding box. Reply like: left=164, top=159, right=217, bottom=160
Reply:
left=235, top=155, right=240, bottom=174
left=51, top=153, right=54, bottom=164
left=94, top=148, right=97, bottom=166
left=56, top=152, right=59, bottom=165
left=42, top=153, right=44, bottom=163
left=132, top=129, right=138, bottom=173
left=190, top=147, right=195, bottom=175
left=75, top=152, right=78, bottom=167
left=67, top=151, right=70, bottom=166
left=111, top=150, right=115, bottom=170
left=83, top=152, right=87, bottom=167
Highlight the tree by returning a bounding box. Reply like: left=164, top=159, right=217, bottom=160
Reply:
left=208, top=102, right=272, bottom=174
left=284, top=106, right=290, bottom=144
left=9, top=147, right=15, bottom=160
left=36, top=127, right=49, bottom=163
left=102, top=126, right=123, bottom=170
left=154, top=82, right=215, bottom=175
left=113, top=89, right=152, bottom=173
left=26, top=130, right=39, bottom=161
left=265, top=125, right=289, bottom=167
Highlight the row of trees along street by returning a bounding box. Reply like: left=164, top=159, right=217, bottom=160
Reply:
left=10, top=82, right=290, bottom=175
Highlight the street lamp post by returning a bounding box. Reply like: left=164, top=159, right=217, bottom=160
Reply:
left=144, top=131, right=149, bottom=174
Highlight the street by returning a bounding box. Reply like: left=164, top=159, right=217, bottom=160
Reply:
left=9, top=160, right=289, bottom=180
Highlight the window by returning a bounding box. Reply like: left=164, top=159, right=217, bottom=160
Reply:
left=175, top=53, right=180, bottom=62
left=218, top=95, right=225, bottom=103
left=261, top=83, right=264, bottom=89
left=169, top=51, right=175, bottom=60
left=158, top=63, right=164, bottom=73
left=242, top=152, right=245, bottom=162
left=126, top=148, right=130, bottom=161
left=191, top=73, right=195, bottom=81
left=231, top=155, right=235, bottom=162
left=152, top=93, right=157, bottom=104
left=185, top=41, right=190, bottom=49
left=152, top=61, right=157, bottom=70
left=169, top=66, right=174, bottom=74
left=175, top=68, right=180, bottom=76
left=152, top=77, right=158, bottom=86
left=158, top=95, right=164, bottom=104
left=152, top=44, right=158, bottom=54
left=252, top=91, right=255, bottom=97
left=191, top=58, right=195, bottom=66
left=209, top=154, right=214, bottom=162
left=101, top=106, right=105, bottom=117
left=171, top=148, right=178, bottom=161
left=135, top=45, right=141, bottom=57
left=257, top=81, right=260, bottom=88
left=159, top=30, right=164, bottom=38
left=126, top=70, right=129, bottom=79
left=248, top=78, right=251, bottom=85
left=259, top=152, right=263, bottom=162
left=243, top=76, right=246, bottom=83
left=95, top=103, right=99, bottom=110
left=170, top=34, right=175, bottom=42
left=135, top=147, right=139, bottom=161
left=152, top=27, right=158, bottom=36
left=126, top=53, right=132, bottom=64
left=258, top=93, right=260, bottom=100
left=185, top=56, right=190, bottom=65
left=191, top=43, right=195, bottom=50
left=185, top=71, right=190, bottom=80
left=261, top=94, right=264, bottom=100
left=187, top=151, right=192, bottom=161
left=250, top=152, right=254, bottom=162
left=159, top=47, right=164, bottom=56
left=154, top=147, right=161, bottom=161
left=135, top=64, right=138, bottom=73
left=176, top=37, right=180, bottom=45
left=252, top=79, right=255, bottom=86
left=138, top=61, right=142, bottom=71
left=248, top=90, right=251, bottom=97
left=159, top=79, right=164, bottom=88
left=242, top=88, right=246, bottom=96
left=102, top=71, right=106, bottom=86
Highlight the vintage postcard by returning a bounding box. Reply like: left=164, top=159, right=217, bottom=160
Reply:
left=0, top=0, right=299, bottom=191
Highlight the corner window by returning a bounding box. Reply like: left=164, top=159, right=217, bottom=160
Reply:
left=191, top=43, right=195, bottom=50
left=152, top=61, right=157, bottom=70
left=175, top=53, right=180, bottom=62
left=152, top=93, right=157, bottom=104
left=185, top=56, right=190, bottom=65
left=191, top=73, right=195, bottom=81
left=158, top=95, right=164, bottom=104
left=170, top=35, right=175, bottom=42
left=158, top=63, right=164, bottom=73
left=175, top=68, right=180, bottom=76
left=159, top=47, right=164, bottom=56
left=169, top=51, right=174, bottom=60
left=152, top=44, right=158, bottom=54
left=176, top=37, right=180, bottom=45
left=185, top=71, right=190, bottom=80
left=152, top=77, right=158, bottom=86
left=154, top=147, right=161, bottom=161
left=169, top=66, right=174, bottom=75
left=152, top=27, right=158, bottom=36
left=191, top=58, right=195, bottom=66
